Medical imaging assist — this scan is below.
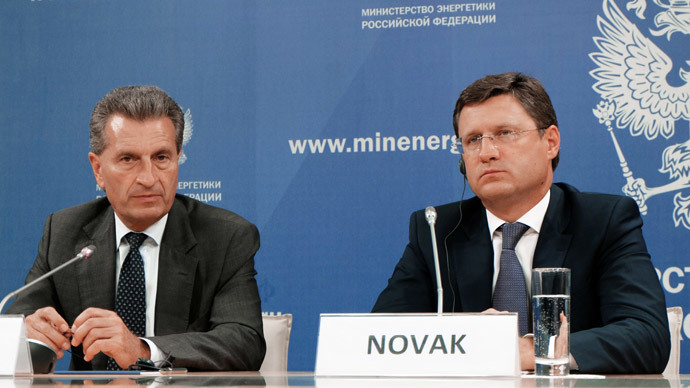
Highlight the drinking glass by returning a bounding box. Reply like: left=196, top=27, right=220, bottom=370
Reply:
left=532, top=268, right=570, bottom=376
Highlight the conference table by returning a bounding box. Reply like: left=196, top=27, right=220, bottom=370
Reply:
left=2, top=372, right=687, bottom=388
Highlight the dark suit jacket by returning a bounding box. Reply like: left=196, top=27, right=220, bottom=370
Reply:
left=372, top=183, right=670, bottom=374
left=8, top=194, right=266, bottom=371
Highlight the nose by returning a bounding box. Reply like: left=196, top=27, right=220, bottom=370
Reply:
left=136, top=159, right=156, bottom=187
left=477, top=136, right=499, bottom=160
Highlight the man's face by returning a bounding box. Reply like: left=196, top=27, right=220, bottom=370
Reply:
left=89, top=114, right=180, bottom=231
left=456, top=94, right=559, bottom=213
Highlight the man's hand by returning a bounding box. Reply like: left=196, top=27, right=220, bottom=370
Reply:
left=482, top=308, right=535, bottom=371
left=71, top=308, right=150, bottom=369
left=554, top=311, right=569, bottom=359
left=24, top=307, right=72, bottom=359
left=519, top=335, right=535, bottom=371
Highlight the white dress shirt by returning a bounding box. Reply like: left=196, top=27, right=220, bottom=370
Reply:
left=486, top=190, right=550, bottom=298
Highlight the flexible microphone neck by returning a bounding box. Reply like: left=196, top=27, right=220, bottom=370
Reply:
left=425, top=207, right=443, bottom=315
left=0, top=245, right=96, bottom=314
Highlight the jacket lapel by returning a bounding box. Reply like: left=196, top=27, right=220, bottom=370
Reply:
left=78, top=206, right=116, bottom=314
left=154, top=198, right=199, bottom=336
left=449, top=197, right=495, bottom=312
left=533, top=184, right=572, bottom=269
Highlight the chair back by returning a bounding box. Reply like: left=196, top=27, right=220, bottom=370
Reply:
left=260, top=314, right=293, bottom=372
left=663, top=306, right=683, bottom=375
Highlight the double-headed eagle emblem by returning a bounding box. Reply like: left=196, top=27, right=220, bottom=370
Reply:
left=590, top=0, right=690, bottom=227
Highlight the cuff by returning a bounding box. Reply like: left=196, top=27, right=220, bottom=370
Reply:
left=141, top=338, right=165, bottom=363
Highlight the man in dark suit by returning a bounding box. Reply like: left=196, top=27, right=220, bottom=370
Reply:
left=372, top=73, right=670, bottom=374
left=7, top=86, right=265, bottom=371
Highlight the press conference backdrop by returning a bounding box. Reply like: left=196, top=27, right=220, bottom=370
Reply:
left=1, top=0, right=688, bottom=372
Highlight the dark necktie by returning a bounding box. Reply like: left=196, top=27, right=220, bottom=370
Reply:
left=492, top=222, right=530, bottom=336
left=107, top=232, right=147, bottom=370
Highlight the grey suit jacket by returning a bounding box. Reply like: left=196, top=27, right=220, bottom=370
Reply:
left=373, top=183, right=670, bottom=373
left=8, top=194, right=266, bottom=371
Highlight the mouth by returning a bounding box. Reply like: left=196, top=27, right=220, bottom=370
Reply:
left=132, top=194, right=162, bottom=201
left=480, top=169, right=502, bottom=178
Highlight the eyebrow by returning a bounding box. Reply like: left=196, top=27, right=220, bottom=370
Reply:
left=113, top=145, right=176, bottom=158
left=461, top=123, right=519, bottom=137
left=153, top=147, right=175, bottom=155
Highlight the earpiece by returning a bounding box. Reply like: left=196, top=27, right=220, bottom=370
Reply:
left=443, top=176, right=466, bottom=313
left=458, top=155, right=466, bottom=176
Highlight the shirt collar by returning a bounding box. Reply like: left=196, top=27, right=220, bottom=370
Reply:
left=486, top=189, right=551, bottom=236
left=114, top=213, right=168, bottom=247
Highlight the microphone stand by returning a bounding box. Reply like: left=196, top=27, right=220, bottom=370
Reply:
left=0, top=246, right=95, bottom=314
left=425, top=207, right=443, bottom=315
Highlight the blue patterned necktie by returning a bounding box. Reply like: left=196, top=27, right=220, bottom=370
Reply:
left=107, top=232, right=147, bottom=370
left=492, top=222, right=530, bottom=336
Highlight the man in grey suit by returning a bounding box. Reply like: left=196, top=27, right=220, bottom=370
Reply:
left=7, top=86, right=265, bottom=371
left=372, top=73, right=669, bottom=373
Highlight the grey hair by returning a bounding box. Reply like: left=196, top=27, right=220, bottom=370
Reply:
left=89, top=86, right=184, bottom=155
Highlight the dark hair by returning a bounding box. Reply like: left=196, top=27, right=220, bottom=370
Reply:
left=90, top=85, right=184, bottom=155
left=452, top=72, right=559, bottom=170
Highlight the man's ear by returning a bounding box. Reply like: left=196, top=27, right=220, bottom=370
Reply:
left=88, top=152, right=105, bottom=189
left=544, top=125, right=560, bottom=161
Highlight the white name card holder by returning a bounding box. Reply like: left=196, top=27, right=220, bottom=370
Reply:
left=315, top=313, right=519, bottom=377
left=0, top=315, right=33, bottom=376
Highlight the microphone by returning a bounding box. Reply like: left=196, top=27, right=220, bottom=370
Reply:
left=0, top=245, right=96, bottom=314
left=425, top=207, right=443, bottom=315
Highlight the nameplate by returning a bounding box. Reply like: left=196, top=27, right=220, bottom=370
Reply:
left=0, top=315, right=33, bottom=376
left=315, top=313, right=519, bottom=377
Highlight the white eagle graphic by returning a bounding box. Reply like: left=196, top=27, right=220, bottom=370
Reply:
left=590, top=0, right=690, bottom=227
left=179, top=108, right=194, bottom=165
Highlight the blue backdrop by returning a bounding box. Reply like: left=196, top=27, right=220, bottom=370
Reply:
left=1, top=0, right=688, bottom=372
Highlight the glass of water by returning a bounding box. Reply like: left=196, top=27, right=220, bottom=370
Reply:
left=531, top=268, right=571, bottom=376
